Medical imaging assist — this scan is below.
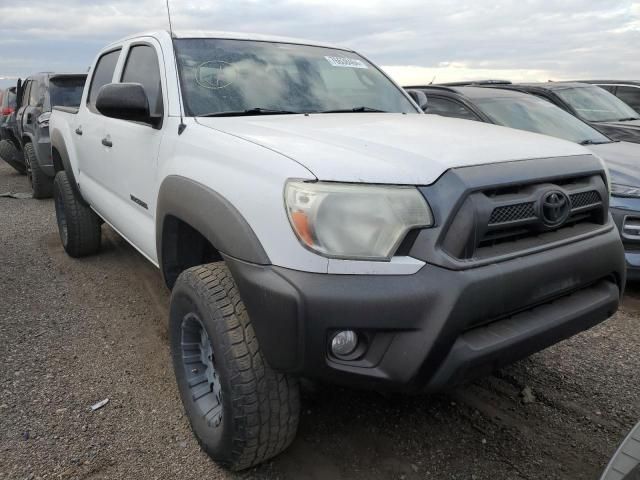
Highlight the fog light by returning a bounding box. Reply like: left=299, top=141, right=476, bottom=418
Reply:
left=331, top=330, right=358, bottom=358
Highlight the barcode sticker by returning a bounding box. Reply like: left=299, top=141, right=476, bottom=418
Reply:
left=324, top=56, right=368, bottom=69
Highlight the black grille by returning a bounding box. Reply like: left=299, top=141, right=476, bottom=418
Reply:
left=439, top=175, right=608, bottom=261
left=489, top=202, right=536, bottom=225
left=570, top=190, right=601, bottom=209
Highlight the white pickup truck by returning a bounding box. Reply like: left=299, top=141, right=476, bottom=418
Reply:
left=50, top=30, right=625, bottom=470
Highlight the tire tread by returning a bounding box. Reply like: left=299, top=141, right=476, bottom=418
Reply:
left=0, top=139, right=26, bottom=174
left=53, top=171, right=101, bottom=257
left=175, top=263, right=299, bottom=470
left=25, top=142, right=53, bottom=198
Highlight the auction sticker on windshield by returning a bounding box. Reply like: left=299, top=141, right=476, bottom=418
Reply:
left=324, top=56, right=368, bottom=69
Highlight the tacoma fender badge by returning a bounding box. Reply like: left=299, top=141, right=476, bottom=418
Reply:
left=130, top=194, right=149, bottom=210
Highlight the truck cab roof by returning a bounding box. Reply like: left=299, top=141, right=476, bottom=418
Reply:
left=104, top=30, right=349, bottom=52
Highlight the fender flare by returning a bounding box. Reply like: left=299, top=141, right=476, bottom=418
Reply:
left=156, top=175, right=270, bottom=279
left=50, top=129, right=88, bottom=206
left=19, top=132, right=35, bottom=156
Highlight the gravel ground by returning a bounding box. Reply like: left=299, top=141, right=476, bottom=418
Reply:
left=1, top=160, right=639, bottom=480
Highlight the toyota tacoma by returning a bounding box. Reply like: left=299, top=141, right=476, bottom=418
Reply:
left=49, top=30, right=625, bottom=470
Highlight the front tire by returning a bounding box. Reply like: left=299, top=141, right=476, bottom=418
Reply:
left=170, top=263, right=300, bottom=471
left=24, top=142, right=53, bottom=198
left=53, top=171, right=102, bottom=257
left=0, top=139, right=26, bottom=174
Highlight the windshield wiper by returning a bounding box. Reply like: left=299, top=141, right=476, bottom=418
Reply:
left=580, top=139, right=610, bottom=145
left=318, top=106, right=388, bottom=113
left=617, top=117, right=640, bottom=122
left=198, top=107, right=301, bottom=117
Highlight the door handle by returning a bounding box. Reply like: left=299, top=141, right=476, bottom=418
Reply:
left=101, top=136, right=112, bottom=148
left=75, top=126, right=83, bottom=136
left=26, top=113, right=32, bottom=124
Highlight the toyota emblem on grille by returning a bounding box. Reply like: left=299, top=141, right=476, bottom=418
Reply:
left=540, top=190, right=570, bottom=226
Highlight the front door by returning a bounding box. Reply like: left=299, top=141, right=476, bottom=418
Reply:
left=93, top=40, right=168, bottom=262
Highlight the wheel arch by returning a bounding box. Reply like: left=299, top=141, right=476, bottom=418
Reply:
left=157, top=176, right=270, bottom=289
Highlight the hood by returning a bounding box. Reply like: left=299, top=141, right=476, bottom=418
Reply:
left=587, top=141, right=640, bottom=186
left=196, top=114, right=590, bottom=185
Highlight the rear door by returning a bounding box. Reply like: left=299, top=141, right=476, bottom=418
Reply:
left=75, top=48, right=122, bottom=207
left=15, top=79, right=32, bottom=140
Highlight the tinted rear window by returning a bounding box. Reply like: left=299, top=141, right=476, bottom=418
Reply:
left=50, top=77, right=87, bottom=108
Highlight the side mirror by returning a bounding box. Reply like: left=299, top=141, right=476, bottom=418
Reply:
left=406, top=89, right=429, bottom=111
left=96, top=83, right=157, bottom=127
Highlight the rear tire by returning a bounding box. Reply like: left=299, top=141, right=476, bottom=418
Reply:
left=170, top=263, right=300, bottom=471
left=0, top=139, right=26, bottom=174
left=53, top=171, right=102, bottom=257
left=24, top=142, right=53, bottom=198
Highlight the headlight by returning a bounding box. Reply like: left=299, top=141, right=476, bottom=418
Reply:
left=611, top=183, right=640, bottom=198
left=284, top=181, right=433, bottom=260
left=37, top=112, right=51, bottom=127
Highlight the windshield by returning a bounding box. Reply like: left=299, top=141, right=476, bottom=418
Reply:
left=49, top=77, right=86, bottom=108
left=476, top=94, right=610, bottom=144
left=174, top=38, right=418, bottom=116
left=554, top=85, right=640, bottom=122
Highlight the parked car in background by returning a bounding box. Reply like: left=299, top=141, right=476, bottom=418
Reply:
left=407, top=84, right=640, bottom=279
left=0, top=87, right=17, bottom=140
left=0, top=86, right=26, bottom=174
left=580, top=80, right=640, bottom=112
left=49, top=30, right=625, bottom=470
left=494, top=82, right=640, bottom=143
left=15, top=73, right=86, bottom=197
left=0, top=89, right=7, bottom=126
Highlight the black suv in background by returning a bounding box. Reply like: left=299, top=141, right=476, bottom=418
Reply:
left=491, top=82, right=640, bottom=143
left=0, top=87, right=25, bottom=174
left=581, top=81, right=640, bottom=112
left=15, top=73, right=86, bottom=197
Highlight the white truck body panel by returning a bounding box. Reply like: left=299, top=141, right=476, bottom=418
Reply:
left=50, top=30, right=595, bottom=275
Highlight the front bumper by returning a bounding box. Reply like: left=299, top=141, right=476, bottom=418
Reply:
left=611, top=196, right=640, bottom=280
left=225, top=225, right=624, bottom=393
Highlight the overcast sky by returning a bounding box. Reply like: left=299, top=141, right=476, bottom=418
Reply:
left=0, top=0, right=638, bottom=88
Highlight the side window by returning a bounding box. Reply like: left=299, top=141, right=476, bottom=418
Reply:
left=615, top=86, right=640, bottom=112
left=426, top=97, right=479, bottom=121
left=88, top=49, right=122, bottom=112
left=121, top=45, right=164, bottom=118
left=598, top=85, right=616, bottom=94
